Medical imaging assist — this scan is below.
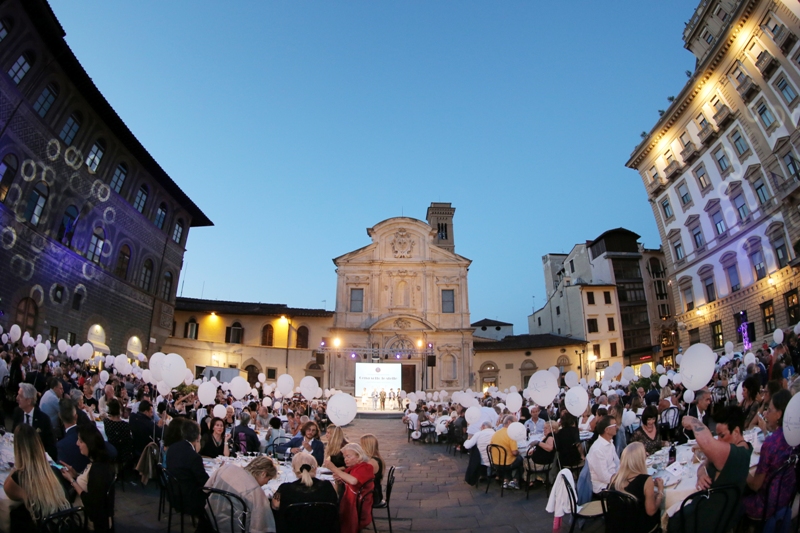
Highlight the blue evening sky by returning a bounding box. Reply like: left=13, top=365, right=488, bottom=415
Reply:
left=50, top=1, right=698, bottom=331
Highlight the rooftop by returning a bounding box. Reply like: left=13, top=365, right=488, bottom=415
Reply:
left=175, top=297, right=333, bottom=318
left=473, top=334, right=585, bottom=351
left=471, top=318, right=513, bottom=327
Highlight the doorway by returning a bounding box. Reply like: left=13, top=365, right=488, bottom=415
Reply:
left=401, top=364, right=416, bottom=393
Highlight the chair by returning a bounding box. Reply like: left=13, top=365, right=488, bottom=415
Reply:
left=524, top=449, right=552, bottom=500
left=562, top=473, right=603, bottom=533
left=265, top=437, right=292, bottom=459
left=284, top=502, right=338, bottom=533
left=201, top=487, right=249, bottom=533
left=156, top=463, right=167, bottom=522
left=373, top=466, right=397, bottom=533
left=745, top=454, right=798, bottom=533
left=161, top=467, right=194, bottom=533
left=600, top=489, right=642, bottom=533
left=485, top=444, right=512, bottom=496
left=673, top=484, right=741, bottom=533
left=406, top=419, right=416, bottom=443
left=659, top=406, right=680, bottom=441
left=38, top=506, right=85, bottom=533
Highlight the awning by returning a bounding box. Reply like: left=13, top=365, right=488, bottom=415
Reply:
left=88, top=341, right=110, bottom=355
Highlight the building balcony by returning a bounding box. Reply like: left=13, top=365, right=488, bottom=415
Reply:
left=712, top=105, right=734, bottom=129
left=680, top=141, right=699, bottom=163
left=664, top=160, right=683, bottom=180
left=736, top=76, right=760, bottom=103
left=697, top=124, right=717, bottom=145
left=646, top=176, right=668, bottom=196
left=756, top=51, right=779, bottom=80
left=772, top=25, right=798, bottom=55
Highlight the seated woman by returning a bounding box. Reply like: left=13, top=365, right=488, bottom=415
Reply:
left=325, top=426, right=348, bottom=468
left=59, top=425, right=116, bottom=532
left=609, top=442, right=663, bottom=533
left=272, top=452, right=338, bottom=533
left=743, top=389, right=795, bottom=521
left=360, top=434, right=385, bottom=505
left=205, top=456, right=278, bottom=533
left=103, top=398, right=134, bottom=465
left=555, top=413, right=583, bottom=469
left=4, top=425, right=69, bottom=532
left=265, top=416, right=288, bottom=452
left=629, top=406, right=662, bottom=456
left=578, top=406, right=594, bottom=433
left=199, top=417, right=230, bottom=458
left=524, top=421, right=556, bottom=486
left=323, top=443, right=375, bottom=533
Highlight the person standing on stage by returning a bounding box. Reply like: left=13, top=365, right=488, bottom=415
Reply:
left=371, top=389, right=378, bottom=410
left=379, top=389, right=386, bottom=411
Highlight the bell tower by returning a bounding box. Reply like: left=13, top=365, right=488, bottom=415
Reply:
left=426, top=202, right=455, bottom=253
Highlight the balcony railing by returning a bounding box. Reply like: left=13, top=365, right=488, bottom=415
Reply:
left=736, top=76, right=760, bottom=102
left=756, top=51, right=778, bottom=80
left=712, top=104, right=733, bottom=128
left=647, top=176, right=668, bottom=196
left=697, top=124, right=717, bottom=145
left=664, top=160, right=683, bottom=180
left=680, top=141, right=699, bottom=163
left=772, top=25, right=798, bottom=55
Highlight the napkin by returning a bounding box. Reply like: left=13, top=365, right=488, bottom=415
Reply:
left=665, top=462, right=683, bottom=477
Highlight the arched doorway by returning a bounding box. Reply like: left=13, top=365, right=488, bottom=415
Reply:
left=241, top=358, right=263, bottom=387
left=305, top=362, right=323, bottom=387
left=519, top=359, right=538, bottom=389
left=479, top=361, right=499, bottom=392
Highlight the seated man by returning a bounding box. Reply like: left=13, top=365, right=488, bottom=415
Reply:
left=489, top=415, right=523, bottom=490
left=586, top=416, right=619, bottom=496
left=130, top=400, right=164, bottom=458
left=230, top=412, right=261, bottom=454
left=57, top=398, right=90, bottom=473
left=165, top=420, right=208, bottom=517
left=277, top=421, right=324, bottom=465
left=39, top=377, right=63, bottom=431
left=464, top=421, right=495, bottom=467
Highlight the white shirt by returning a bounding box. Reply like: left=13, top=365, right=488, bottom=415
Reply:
left=407, top=412, right=419, bottom=431
left=464, top=427, right=495, bottom=465
left=578, top=415, right=594, bottom=432
left=587, top=436, right=619, bottom=494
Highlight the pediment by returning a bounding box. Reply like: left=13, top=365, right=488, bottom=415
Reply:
left=368, top=313, right=437, bottom=332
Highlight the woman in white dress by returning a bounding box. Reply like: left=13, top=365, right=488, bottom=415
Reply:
left=361, top=388, right=370, bottom=409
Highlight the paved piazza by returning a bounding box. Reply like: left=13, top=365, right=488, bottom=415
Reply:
left=112, top=416, right=604, bottom=533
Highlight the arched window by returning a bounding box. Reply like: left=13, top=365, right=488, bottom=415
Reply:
left=56, top=205, right=78, bottom=246
left=115, top=244, right=131, bottom=279
left=161, top=271, right=173, bottom=300
left=296, top=326, right=309, bottom=349
left=245, top=365, right=260, bottom=386
left=32, top=82, right=58, bottom=117
left=8, top=51, right=33, bottom=84
left=0, top=19, right=13, bottom=44
left=59, top=113, right=81, bottom=145
left=110, top=163, right=127, bottom=193
left=0, top=153, right=19, bottom=201
left=172, top=219, right=184, bottom=244
left=154, top=203, right=167, bottom=230
left=133, top=184, right=148, bottom=213
left=184, top=317, right=198, bottom=340
left=226, top=322, right=244, bottom=344
left=138, top=259, right=153, bottom=291
left=24, top=182, right=48, bottom=226
left=443, top=354, right=457, bottom=380
left=261, top=324, right=274, bottom=346
left=85, top=226, right=104, bottom=263
left=85, top=139, right=105, bottom=172
left=15, top=297, right=36, bottom=334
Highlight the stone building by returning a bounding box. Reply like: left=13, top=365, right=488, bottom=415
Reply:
left=324, top=202, right=474, bottom=394
left=528, top=229, right=676, bottom=377
left=0, top=0, right=210, bottom=356
left=162, top=297, right=333, bottom=387
left=626, top=0, right=800, bottom=353
left=472, top=318, right=514, bottom=341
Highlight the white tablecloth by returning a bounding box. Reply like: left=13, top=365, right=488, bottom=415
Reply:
left=202, top=456, right=335, bottom=500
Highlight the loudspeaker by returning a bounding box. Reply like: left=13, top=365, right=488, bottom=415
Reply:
left=315, top=352, right=325, bottom=365
left=427, top=355, right=437, bottom=367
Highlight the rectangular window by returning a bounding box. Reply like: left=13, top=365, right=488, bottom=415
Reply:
left=715, top=147, right=730, bottom=171
left=110, top=165, right=127, bottom=193
left=678, top=183, right=692, bottom=205
left=610, top=342, right=618, bottom=357
left=751, top=250, right=767, bottom=280
left=49, top=326, right=58, bottom=344
left=758, top=103, right=776, bottom=128
left=684, top=286, right=694, bottom=312
left=350, top=288, right=364, bottom=312
left=607, top=317, right=615, bottom=331
left=754, top=178, right=770, bottom=204
left=441, top=289, right=455, bottom=313
left=186, top=321, right=198, bottom=340
left=680, top=131, right=691, bottom=146
left=774, top=238, right=789, bottom=269
left=7, top=54, right=31, bottom=84
left=731, top=130, right=749, bottom=156
left=32, top=85, right=57, bottom=118
left=649, top=166, right=659, bottom=181
left=658, top=303, right=671, bottom=320
left=689, top=328, right=701, bottom=345
left=604, top=291, right=612, bottom=304
left=695, top=165, right=710, bottom=189
left=556, top=306, right=560, bottom=315
left=711, top=321, right=723, bottom=349
left=266, top=368, right=277, bottom=380
left=697, top=113, right=709, bottom=129
left=53, top=285, right=64, bottom=303
left=786, top=290, right=800, bottom=325
left=587, top=292, right=595, bottom=305
left=784, top=153, right=800, bottom=179
left=72, top=293, right=82, bottom=311
left=67, top=332, right=76, bottom=345
left=704, top=276, right=717, bottom=303
left=59, top=115, right=80, bottom=146
left=703, top=29, right=714, bottom=44
left=692, top=225, right=704, bottom=249
left=662, top=199, right=673, bottom=219
left=733, top=194, right=749, bottom=220
left=762, top=301, right=776, bottom=333
left=85, top=143, right=104, bottom=172
left=587, top=319, right=599, bottom=333
left=673, top=240, right=685, bottom=261
left=777, top=77, right=797, bottom=103
left=712, top=211, right=726, bottom=234
left=727, top=264, right=741, bottom=292
left=537, top=317, right=541, bottom=326
left=592, top=344, right=601, bottom=357
left=569, top=259, right=575, bottom=273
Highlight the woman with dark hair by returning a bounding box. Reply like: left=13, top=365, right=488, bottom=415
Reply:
left=743, top=389, right=795, bottom=520
left=59, top=425, right=115, bottom=532
left=630, top=406, right=662, bottom=455
left=741, top=376, right=761, bottom=430
left=555, top=413, right=583, bottom=468
left=103, top=398, right=133, bottom=465
left=199, top=417, right=229, bottom=458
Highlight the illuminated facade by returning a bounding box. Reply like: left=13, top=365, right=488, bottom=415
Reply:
left=0, top=0, right=210, bottom=355
left=626, top=0, right=800, bottom=352
left=325, top=203, right=474, bottom=394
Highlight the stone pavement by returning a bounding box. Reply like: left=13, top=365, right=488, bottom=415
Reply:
left=111, top=417, right=605, bottom=533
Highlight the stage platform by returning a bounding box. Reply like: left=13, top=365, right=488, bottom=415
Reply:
left=355, top=405, right=404, bottom=420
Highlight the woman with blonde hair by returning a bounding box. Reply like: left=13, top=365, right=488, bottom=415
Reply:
left=360, top=434, right=385, bottom=505
left=206, top=455, right=278, bottom=533
left=326, top=426, right=348, bottom=468
left=272, top=452, right=338, bottom=532
left=323, top=443, right=375, bottom=533
left=4, top=424, right=69, bottom=531
left=609, top=442, right=663, bottom=533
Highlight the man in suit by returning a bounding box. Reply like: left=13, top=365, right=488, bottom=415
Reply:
left=129, top=400, right=163, bottom=458
left=39, top=376, right=63, bottom=430
left=277, top=421, right=325, bottom=465
left=379, top=388, right=386, bottom=411
left=57, top=398, right=89, bottom=473
left=684, top=389, right=713, bottom=440
left=165, top=420, right=208, bottom=517
left=13, top=382, right=58, bottom=460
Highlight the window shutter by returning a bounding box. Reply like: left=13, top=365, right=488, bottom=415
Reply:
left=239, top=327, right=244, bottom=344
left=195, top=323, right=199, bottom=339
left=225, top=327, right=231, bottom=343
left=184, top=322, right=189, bottom=338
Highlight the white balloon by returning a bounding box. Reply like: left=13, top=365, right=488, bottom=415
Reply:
left=34, top=343, right=48, bottom=364
left=79, top=343, right=94, bottom=361
left=315, top=387, right=323, bottom=399
left=157, top=381, right=170, bottom=396
left=527, top=370, right=559, bottom=407
left=681, top=343, right=716, bottom=391
left=744, top=353, right=756, bottom=367
left=100, top=370, right=109, bottom=383
left=564, top=371, right=579, bottom=388
left=149, top=352, right=166, bottom=382
left=794, top=323, right=800, bottom=336
left=774, top=328, right=785, bottom=345
left=57, top=339, right=68, bottom=353
left=622, top=367, right=635, bottom=380
left=676, top=354, right=683, bottom=365
left=656, top=365, right=665, bottom=375
left=548, top=366, right=560, bottom=380
left=725, top=341, right=734, bottom=355
left=507, top=422, right=526, bottom=441
left=408, top=393, right=418, bottom=403
left=262, top=397, right=273, bottom=408
left=142, top=369, right=153, bottom=384
left=2, top=334, right=8, bottom=344
left=506, top=392, right=523, bottom=413
left=327, top=393, right=357, bottom=426
left=601, top=383, right=609, bottom=392
left=230, top=376, right=250, bottom=400
left=258, top=373, right=266, bottom=383
left=465, top=405, right=481, bottom=425
left=300, top=376, right=318, bottom=398
left=622, top=410, right=638, bottom=428
left=588, top=378, right=596, bottom=387
left=683, top=390, right=695, bottom=404
left=9, top=325, right=21, bottom=343
left=161, top=353, right=187, bottom=388
left=399, top=390, right=407, bottom=399
left=736, top=382, right=744, bottom=404
left=593, top=388, right=601, bottom=398
left=784, top=393, right=800, bottom=447
left=640, top=364, right=652, bottom=378
left=659, top=375, right=669, bottom=388
left=198, top=382, right=217, bottom=405
left=184, top=369, right=194, bottom=386
left=115, top=354, right=127, bottom=368
left=565, top=386, right=589, bottom=417
left=213, top=404, right=227, bottom=418
left=276, top=374, right=295, bottom=396
left=672, top=373, right=682, bottom=385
